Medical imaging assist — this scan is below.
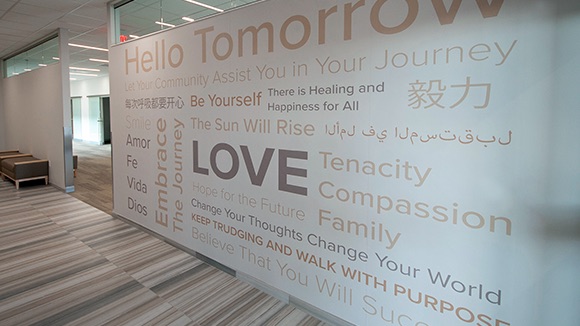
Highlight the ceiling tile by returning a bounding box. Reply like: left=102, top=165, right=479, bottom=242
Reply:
left=13, top=3, right=66, bottom=20
left=70, top=32, right=107, bottom=45
left=0, top=34, right=24, bottom=43
left=19, top=0, right=85, bottom=12
left=0, top=20, right=41, bottom=33
left=71, top=4, right=108, bottom=20
left=48, top=21, right=93, bottom=35
left=59, top=13, right=107, bottom=28
left=2, top=12, right=50, bottom=28
left=0, top=2, right=16, bottom=11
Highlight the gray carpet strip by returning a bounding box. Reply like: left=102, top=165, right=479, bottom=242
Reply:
left=0, top=181, right=327, bottom=325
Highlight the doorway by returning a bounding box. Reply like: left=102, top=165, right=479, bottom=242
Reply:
left=101, top=97, right=111, bottom=144
left=87, top=95, right=111, bottom=145
left=71, top=97, right=82, bottom=139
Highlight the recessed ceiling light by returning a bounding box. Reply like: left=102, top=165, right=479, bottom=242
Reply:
left=70, top=66, right=100, bottom=72
left=70, top=72, right=98, bottom=77
left=129, top=35, right=140, bottom=39
left=52, top=57, right=60, bottom=60
left=183, top=0, right=224, bottom=12
left=69, top=43, right=109, bottom=52
left=89, top=58, right=109, bottom=63
left=182, top=17, right=195, bottom=22
left=38, top=63, right=47, bottom=67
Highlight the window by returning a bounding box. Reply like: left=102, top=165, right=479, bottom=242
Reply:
left=113, top=0, right=259, bottom=44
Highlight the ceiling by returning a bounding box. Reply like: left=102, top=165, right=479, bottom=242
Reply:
left=0, top=0, right=259, bottom=80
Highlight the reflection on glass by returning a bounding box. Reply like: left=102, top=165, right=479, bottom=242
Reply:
left=3, top=36, right=59, bottom=78
left=113, top=0, right=259, bottom=44
left=88, top=96, right=102, bottom=143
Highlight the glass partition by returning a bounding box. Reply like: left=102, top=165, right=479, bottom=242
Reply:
left=113, top=0, right=260, bottom=44
left=71, top=97, right=83, bottom=140
left=2, top=35, right=59, bottom=78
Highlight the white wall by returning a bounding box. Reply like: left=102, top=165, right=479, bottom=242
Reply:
left=70, top=75, right=109, bottom=96
left=70, top=76, right=110, bottom=142
left=2, top=63, right=68, bottom=190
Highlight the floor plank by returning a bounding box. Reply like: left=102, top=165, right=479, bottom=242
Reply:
left=0, top=142, right=328, bottom=326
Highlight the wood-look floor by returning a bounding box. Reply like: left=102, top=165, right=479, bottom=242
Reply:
left=0, top=142, right=328, bottom=326
left=70, top=141, right=114, bottom=215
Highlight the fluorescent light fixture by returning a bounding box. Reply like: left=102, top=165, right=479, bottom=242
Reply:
left=129, top=35, right=140, bottom=39
left=70, top=66, right=100, bottom=72
left=183, top=0, right=224, bottom=12
left=89, top=58, right=109, bottom=63
left=38, top=63, right=47, bottom=67
left=182, top=16, right=195, bottom=22
left=69, top=43, right=109, bottom=52
left=70, top=72, right=98, bottom=77
left=155, top=21, right=176, bottom=28
left=70, top=78, right=77, bottom=81
left=24, top=68, right=31, bottom=72
left=52, top=57, right=60, bottom=60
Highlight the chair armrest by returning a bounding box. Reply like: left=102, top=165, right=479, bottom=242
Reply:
left=0, top=150, right=20, bottom=155
left=14, top=159, right=49, bottom=166
left=0, top=153, right=33, bottom=160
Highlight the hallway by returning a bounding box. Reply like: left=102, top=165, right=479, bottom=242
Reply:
left=0, top=142, right=327, bottom=325
left=70, top=141, right=113, bottom=215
